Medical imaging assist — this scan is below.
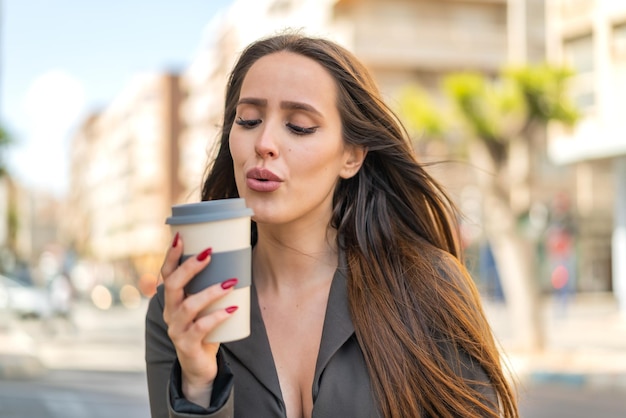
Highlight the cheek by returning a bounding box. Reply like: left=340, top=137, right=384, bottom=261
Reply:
left=228, top=140, right=247, bottom=191
left=295, top=147, right=345, bottom=180
left=229, top=139, right=247, bottom=195
left=229, top=134, right=245, bottom=164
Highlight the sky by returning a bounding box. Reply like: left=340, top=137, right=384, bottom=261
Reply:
left=1, top=0, right=234, bottom=197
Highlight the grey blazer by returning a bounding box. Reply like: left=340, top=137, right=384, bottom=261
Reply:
left=145, top=261, right=496, bottom=418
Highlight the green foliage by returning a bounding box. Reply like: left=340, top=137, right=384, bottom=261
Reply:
left=398, top=64, right=580, bottom=152
left=0, top=125, right=12, bottom=177
left=7, top=204, right=18, bottom=246
left=397, top=85, right=447, bottom=139
left=0, top=126, right=8, bottom=143
left=503, top=64, right=580, bottom=126
left=443, top=72, right=526, bottom=143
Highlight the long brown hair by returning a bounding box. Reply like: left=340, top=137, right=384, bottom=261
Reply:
left=202, top=32, right=518, bottom=418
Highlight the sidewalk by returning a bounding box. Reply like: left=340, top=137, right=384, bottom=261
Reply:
left=1, top=293, right=625, bottom=391
left=34, top=298, right=147, bottom=372
left=484, top=292, right=626, bottom=391
left=0, top=298, right=147, bottom=378
left=0, top=323, right=45, bottom=379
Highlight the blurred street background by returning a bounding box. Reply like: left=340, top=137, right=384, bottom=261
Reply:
left=1, top=294, right=625, bottom=417
left=1, top=0, right=626, bottom=417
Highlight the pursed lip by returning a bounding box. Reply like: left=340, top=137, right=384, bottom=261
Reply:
left=245, top=167, right=283, bottom=192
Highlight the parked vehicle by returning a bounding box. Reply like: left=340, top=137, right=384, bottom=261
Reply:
left=0, top=274, right=51, bottom=319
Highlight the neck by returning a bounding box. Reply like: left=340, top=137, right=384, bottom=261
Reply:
left=253, top=222, right=338, bottom=293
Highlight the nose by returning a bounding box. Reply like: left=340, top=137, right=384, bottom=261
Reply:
left=254, top=123, right=279, bottom=159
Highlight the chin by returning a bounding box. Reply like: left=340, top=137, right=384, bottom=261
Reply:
left=245, top=199, right=273, bottom=222
left=249, top=211, right=276, bottom=225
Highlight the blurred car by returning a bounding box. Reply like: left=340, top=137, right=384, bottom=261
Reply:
left=0, top=274, right=51, bottom=319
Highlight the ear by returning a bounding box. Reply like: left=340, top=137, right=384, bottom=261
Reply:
left=339, top=145, right=367, bottom=179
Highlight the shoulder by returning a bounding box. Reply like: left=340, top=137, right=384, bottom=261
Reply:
left=146, top=283, right=166, bottom=321
left=145, top=283, right=177, bottom=364
left=145, top=284, right=169, bottom=341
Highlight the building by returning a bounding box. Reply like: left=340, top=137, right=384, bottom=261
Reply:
left=66, top=73, right=183, bottom=286
left=182, top=0, right=548, bottom=191
left=0, top=176, right=67, bottom=290
left=64, top=0, right=573, bottom=302
left=546, top=0, right=626, bottom=312
left=65, top=113, right=99, bottom=258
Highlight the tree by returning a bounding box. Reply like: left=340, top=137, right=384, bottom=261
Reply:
left=400, top=65, right=579, bottom=352
left=0, top=124, right=11, bottom=177
left=0, top=124, right=17, bottom=263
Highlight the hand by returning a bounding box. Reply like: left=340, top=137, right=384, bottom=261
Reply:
left=160, top=233, right=238, bottom=407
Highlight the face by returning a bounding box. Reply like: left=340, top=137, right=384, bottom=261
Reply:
left=229, top=51, right=363, bottom=228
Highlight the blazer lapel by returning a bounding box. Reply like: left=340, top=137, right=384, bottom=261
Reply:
left=223, top=283, right=283, bottom=402
left=224, top=252, right=356, bottom=404
left=312, top=255, right=355, bottom=398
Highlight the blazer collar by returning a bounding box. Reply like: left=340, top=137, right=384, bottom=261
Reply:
left=313, top=254, right=354, bottom=387
left=224, top=252, right=355, bottom=403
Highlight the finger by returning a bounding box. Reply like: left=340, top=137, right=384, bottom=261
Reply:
left=187, top=305, right=238, bottom=344
left=160, top=232, right=184, bottom=281
left=166, top=278, right=238, bottom=336
left=168, top=306, right=233, bottom=350
left=163, top=247, right=213, bottom=324
left=164, top=247, right=213, bottom=293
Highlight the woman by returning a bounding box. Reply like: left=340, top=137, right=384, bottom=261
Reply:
left=146, top=32, right=519, bottom=418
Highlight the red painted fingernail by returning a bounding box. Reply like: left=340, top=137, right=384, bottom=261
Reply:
left=225, top=306, right=238, bottom=314
left=196, top=247, right=212, bottom=261
left=221, top=278, right=238, bottom=289
left=171, top=232, right=179, bottom=248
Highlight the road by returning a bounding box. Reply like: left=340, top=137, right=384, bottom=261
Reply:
left=0, top=296, right=625, bottom=416
left=1, top=369, right=625, bottom=417
left=0, top=369, right=150, bottom=418
left=519, top=383, right=626, bottom=417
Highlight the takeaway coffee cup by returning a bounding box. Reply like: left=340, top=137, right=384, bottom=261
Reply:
left=166, top=198, right=253, bottom=343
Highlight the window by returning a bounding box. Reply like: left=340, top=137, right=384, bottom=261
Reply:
left=563, top=33, right=595, bottom=110
left=612, top=22, right=626, bottom=61
left=564, top=33, right=594, bottom=74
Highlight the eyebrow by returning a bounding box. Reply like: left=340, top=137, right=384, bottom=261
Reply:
left=237, top=97, right=323, bottom=117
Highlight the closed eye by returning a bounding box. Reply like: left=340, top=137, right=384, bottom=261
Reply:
left=287, top=123, right=317, bottom=135
left=235, top=117, right=261, bottom=128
